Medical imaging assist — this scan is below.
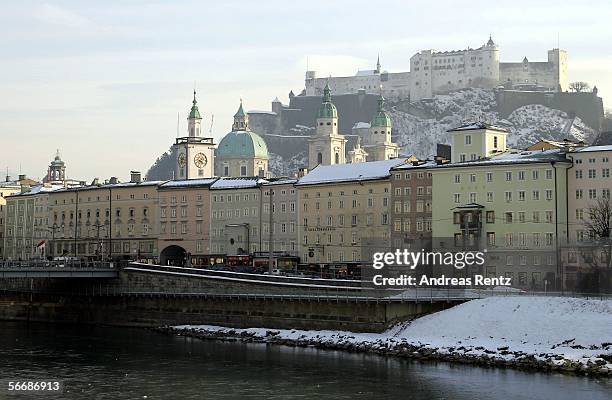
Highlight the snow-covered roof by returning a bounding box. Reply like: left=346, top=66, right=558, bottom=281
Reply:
left=356, top=69, right=377, bottom=76
left=392, top=160, right=437, bottom=170
left=8, top=184, right=65, bottom=197
left=53, top=180, right=165, bottom=193
left=296, top=159, right=407, bottom=186
left=211, top=177, right=267, bottom=190
left=575, top=145, right=612, bottom=153
left=434, top=149, right=570, bottom=169
left=353, top=122, right=371, bottom=129
left=262, top=178, right=298, bottom=186
left=448, top=122, right=509, bottom=133
left=158, top=178, right=217, bottom=189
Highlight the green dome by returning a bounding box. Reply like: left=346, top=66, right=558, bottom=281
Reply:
left=189, top=90, right=201, bottom=119
left=370, top=95, right=392, bottom=128
left=217, top=130, right=268, bottom=159
left=317, top=83, right=337, bottom=119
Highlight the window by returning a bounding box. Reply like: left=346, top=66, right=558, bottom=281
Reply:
left=576, top=189, right=583, bottom=199
left=453, top=193, right=460, bottom=203
left=454, top=174, right=461, bottom=184
left=486, top=211, right=495, bottom=223
left=532, top=170, right=539, bottom=180
left=518, top=191, right=525, bottom=201
left=465, top=135, right=472, bottom=145
left=505, top=171, right=512, bottom=181
left=576, top=170, right=583, bottom=179
left=518, top=212, right=525, bottom=223
left=470, top=174, right=476, bottom=183
left=505, top=191, right=512, bottom=202
left=505, top=212, right=513, bottom=223
left=486, top=172, right=493, bottom=182
left=532, top=190, right=540, bottom=201
left=533, top=211, right=540, bottom=223
left=518, top=171, right=525, bottom=181
left=588, top=169, right=596, bottom=179
left=487, top=232, right=495, bottom=246
left=486, top=192, right=493, bottom=202
left=603, top=168, right=610, bottom=178
left=545, top=190, right=553, bottom=201
left=545, top=169, right=553, bottom=179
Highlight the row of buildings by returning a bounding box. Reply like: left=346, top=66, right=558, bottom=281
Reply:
left=304, top=37, right=568, bottom=100
left=2, top=121, right=610, bottom=289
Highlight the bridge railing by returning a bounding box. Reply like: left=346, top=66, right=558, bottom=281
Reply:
left=0, top=260, right=117, bottom=270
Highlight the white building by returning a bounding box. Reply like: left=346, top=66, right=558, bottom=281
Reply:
left=304, top=37, right=568, bottom=101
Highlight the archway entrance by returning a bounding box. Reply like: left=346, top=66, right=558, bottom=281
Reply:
left=160, top=245, right=187, bottom=266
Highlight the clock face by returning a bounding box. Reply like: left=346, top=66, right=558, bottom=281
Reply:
left=194, top=152, right=207, bottom=168
left=177, top=153, right=186, bottom=168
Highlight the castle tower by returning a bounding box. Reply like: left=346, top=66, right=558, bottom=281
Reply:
left=43, top=149, right=66, bottom=183
left=308, top=83, right=347, bottom=169
left=172, top=90, right=215, bottom=179
left=366, top=94, right=399, bottom=161
left=217, top=100, right=269, bottom=177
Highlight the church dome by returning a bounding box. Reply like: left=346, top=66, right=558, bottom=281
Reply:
left=317, top=83, right=338, bottom=119
left=217, top=130, right=268, bottom=159
left=370, top=95, right=392, bottom=128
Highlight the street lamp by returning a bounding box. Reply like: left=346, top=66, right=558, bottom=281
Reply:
left=47, top=223, right=60, bottom=259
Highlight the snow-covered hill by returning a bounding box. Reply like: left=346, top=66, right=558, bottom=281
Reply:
left=390, top=88, right=597, bottom=159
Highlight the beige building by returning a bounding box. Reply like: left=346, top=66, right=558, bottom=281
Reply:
left=209, top=177, right=264, bottom=256
left=0, top=181, right=21, bottom=259
left=296, top=159, right=406, bottom=271
left=157, top=178, right=216, bottom=265
left=262, top=178, right=299, bottom=257
left=49, top=173, right=160, bottom=261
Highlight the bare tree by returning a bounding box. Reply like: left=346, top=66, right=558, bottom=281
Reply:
left=569, top=81, right=591, bottom=93
left=578, top=196, right=612, bottom=293
left=584, top=197, right=612, bottom=239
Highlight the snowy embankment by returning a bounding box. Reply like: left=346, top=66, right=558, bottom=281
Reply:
left=164, top=297, right=612, bottom=376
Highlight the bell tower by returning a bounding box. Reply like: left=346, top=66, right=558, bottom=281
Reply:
left=308, top=83, right=347, bottom=169
left=172, top=90, right=216, bottom=179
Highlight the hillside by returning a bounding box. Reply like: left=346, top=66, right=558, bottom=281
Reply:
left=146, top=88, right=599, bottom=179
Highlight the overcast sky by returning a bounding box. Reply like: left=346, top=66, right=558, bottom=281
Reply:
left=1, top=0, right=611, bottom=182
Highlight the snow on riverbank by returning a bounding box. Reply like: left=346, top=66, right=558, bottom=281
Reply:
left=170, top=297, right=612, bottom=376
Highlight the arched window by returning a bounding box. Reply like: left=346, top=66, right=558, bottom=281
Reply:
left=317, top=153, right=323, bottom=164
left=335, top=153, right=339, bottom=164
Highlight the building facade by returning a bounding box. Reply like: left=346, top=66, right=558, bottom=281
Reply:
left=157, top=178, right=215, bottom=265
left=296, top=159, right=405, bottom=270
left=431, top=130, right=571, bottom=289
left=390, top=161, right=435, bottom=249
left=49, top=176, right=160, bottom=262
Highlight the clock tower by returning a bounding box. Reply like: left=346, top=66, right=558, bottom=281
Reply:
left=172, top=90, right=216, bottom=179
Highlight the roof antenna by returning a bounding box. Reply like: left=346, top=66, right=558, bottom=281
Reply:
left=209, top=114, right=214, bottom=135
left=176, top=112, right=180, bottom=137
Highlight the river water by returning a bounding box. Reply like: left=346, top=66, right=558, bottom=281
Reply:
left=0, top=321, right=610, bottom=399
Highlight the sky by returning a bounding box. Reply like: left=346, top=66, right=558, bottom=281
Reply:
left=1, top=0, right=611, bottom=182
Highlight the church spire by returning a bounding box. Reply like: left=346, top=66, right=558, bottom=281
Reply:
left=232, top=99, right=248, bottom=131
left=376, top=54, right=381, bottom=73
left=317, top=81, right=338, bottom=119
left=189, top=90, right=202, bottom=120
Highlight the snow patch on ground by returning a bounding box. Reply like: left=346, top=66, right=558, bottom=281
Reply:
left=173, top=296, right=612, bottom=373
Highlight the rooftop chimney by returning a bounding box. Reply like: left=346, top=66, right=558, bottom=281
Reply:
left=109, top=177, right=118, bottom=185
left=297, top=168, right=308, bottom=178
left=130, top=171, right=142, bottom=184
left=18, top=174, right=26, bottom=181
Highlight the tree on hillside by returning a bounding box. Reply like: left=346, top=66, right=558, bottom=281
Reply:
left=569, top=81, right=591, bottom=93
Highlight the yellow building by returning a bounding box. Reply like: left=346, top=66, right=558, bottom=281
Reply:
left=296, top=159, right=406, bottom=271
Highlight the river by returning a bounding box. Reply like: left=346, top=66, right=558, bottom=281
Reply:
left=0, top=321, right=610, bottom=399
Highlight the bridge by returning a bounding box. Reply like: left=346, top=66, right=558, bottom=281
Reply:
left=0, top=261, right=119, bottom=279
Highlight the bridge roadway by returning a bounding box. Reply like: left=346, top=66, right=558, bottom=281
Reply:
left=0, top=261, right=118, bottom=279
